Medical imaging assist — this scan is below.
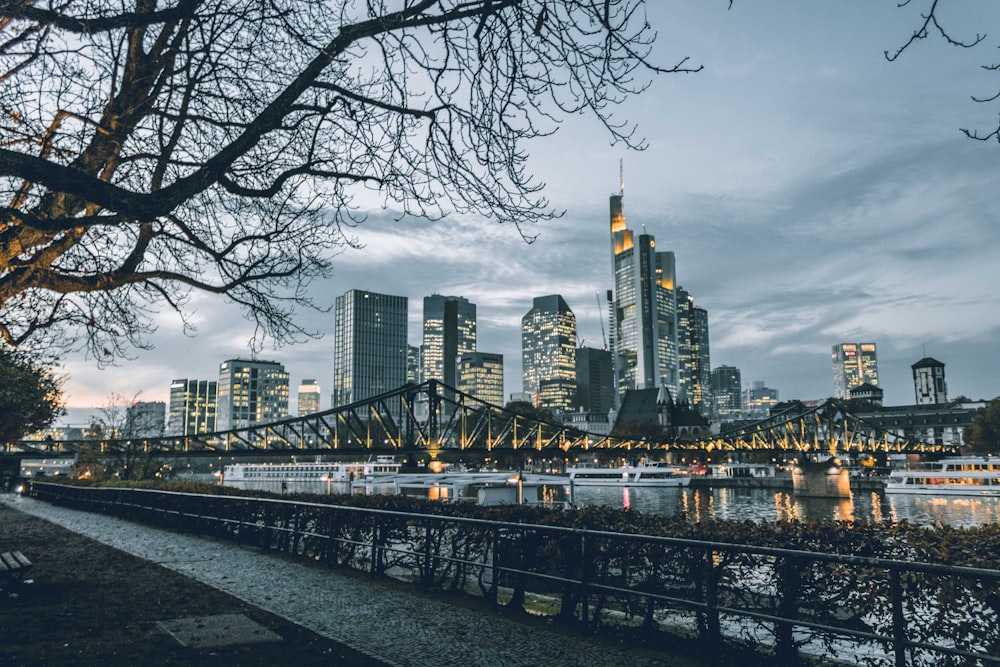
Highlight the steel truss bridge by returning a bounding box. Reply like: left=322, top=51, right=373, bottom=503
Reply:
left=8, top=380, right=959, bottom=460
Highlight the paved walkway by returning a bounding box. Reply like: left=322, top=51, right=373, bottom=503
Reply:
left=1, top=494, right=703, bottom=667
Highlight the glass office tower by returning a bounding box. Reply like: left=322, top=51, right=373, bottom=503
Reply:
left=610, top=189, right=680, bottom=403
left=521, top=294, right=577, bottom=413
left=832, top=343, right=879, bottom=399
left=421, top=294, right=476, bottom=389
left=331, top=289, right=408, bottom=408
left=216, top=360, right=289, bottom=431
left=167, top=379, right=217, bottom=435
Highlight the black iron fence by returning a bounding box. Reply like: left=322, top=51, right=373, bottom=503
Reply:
left=30, top=482, right=1000, bottom=666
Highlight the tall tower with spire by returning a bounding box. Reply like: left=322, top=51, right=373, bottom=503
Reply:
left=608, top=166, right=680, bottom=404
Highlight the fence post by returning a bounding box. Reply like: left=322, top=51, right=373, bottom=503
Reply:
left=423, top=522, right=433, bottom=589
left=775, top=556, right=801, bottom=666
left=370, top=515, right=379, bottom=578
left=260, top=503, right=271, bottom=551
left=890, top=568, right=907, bottom=667
left=580, top=533, right=589, bottom=625
left=236, top=501, right=245, bottom=545
left=490, top=527, right=501, bottom=610
left=703, top=547, right=721, bottom=667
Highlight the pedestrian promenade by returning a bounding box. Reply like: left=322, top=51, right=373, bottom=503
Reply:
left=1, top=494, right=703, bottom=667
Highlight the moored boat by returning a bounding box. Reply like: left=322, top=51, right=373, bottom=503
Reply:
left=222, top=456, right=400, bottom=483
left=351, top=471, right=569, bottom=507
left=884, top=456, right=1000, bottom=496
left=564, top=461, right=691, bottom=487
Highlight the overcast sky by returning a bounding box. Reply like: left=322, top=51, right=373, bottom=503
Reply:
left=58, top=2, right=1000, bottom=421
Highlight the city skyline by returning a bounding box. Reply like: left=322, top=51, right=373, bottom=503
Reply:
left=52, top=3, right=1000, bottom=415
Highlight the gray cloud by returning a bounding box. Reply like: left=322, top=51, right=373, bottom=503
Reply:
left=55, top=4, right=1000, bottom=413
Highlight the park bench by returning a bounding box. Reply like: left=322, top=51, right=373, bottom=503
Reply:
left=0, top=551, right=33, bottom=589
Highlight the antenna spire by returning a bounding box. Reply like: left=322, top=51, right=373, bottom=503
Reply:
left=619, top=158, right=624, bottom=195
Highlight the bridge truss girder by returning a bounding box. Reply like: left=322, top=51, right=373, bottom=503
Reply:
left=10, top=385, right=957, bottom=457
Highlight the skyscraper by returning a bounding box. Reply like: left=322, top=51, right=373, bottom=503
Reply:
left=677, top=287, right=710, bottom=415
left=521, top=294, right=576, bottom=413
left=406, top=345, right=421, bottom=385
left=609, top=185, right=679, bottom=403
left=912, top=357, right=947, bottom=405
left=167, top=379, right=217, bottom=435
left=575, top=346, right=615, bottom=415
left=457, top=352, right=504, bottom=406
left=331, top=289, right=408, bottom=408
left=743, top=381, right=779, bottom=419
left=297, top=379, right=320, bottom=416
left=421, top=294, right=476, bottom=389
left=710, top=365, right=742, bottom=421
left=832, top=343, right=879, bottom=399
left=655, top=251, right=680, bottom=395
left=216, top=359, right=289, bottom=431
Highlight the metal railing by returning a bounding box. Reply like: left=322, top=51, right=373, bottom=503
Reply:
left=30, top=482, right=1000, bottom=666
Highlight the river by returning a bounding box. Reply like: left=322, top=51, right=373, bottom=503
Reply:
left=211, top=476, right=1000, bottom=528
left=571, top=485, right=1000, bottom=528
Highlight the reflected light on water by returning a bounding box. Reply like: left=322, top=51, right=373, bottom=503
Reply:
left=570, top=486, right=1000, bottom=527
left=680, top=488, right=715, bottom=522
left=224, top=477, right=1000, bottom=528
left=832, top=498, right=854, bottom=522
left=888, top=495, right=1000, bottom=529
left=774, top=492, right=801, bottom=522
left=867, top=492, right=884, bottom=523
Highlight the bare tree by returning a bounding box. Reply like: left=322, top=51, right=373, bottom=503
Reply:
left=0, top=0, right=694, bottom=361
left=79, top=392, right=170, bottom=480
left=887, top=0, right=999, bottom=140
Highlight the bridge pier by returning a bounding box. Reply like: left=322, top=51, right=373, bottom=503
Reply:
left=791, top=458, right=851, bottom=498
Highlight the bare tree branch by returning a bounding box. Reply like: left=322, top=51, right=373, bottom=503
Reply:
left=1, top=0, right=687, bottom=361
left=886, top=1, right=1000, bottom=145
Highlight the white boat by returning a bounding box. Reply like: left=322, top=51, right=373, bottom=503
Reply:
left=222, top=456, right=400, bottom=483
left=564, top=461, right=691, bottom=487
left=351, top=471, right=569, bottom=507
left=884, top=456, right=1000, bottom=496
left=709, top=463, right=778, bottom=479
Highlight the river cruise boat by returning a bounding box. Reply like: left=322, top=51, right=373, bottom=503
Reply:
left=884, top=456, right=1000, bottom=496
left=223, top=456, right=400, bottom=483
left=564, top=461, right=691, bottom=487
left=351, top=471, right=569, bottom=507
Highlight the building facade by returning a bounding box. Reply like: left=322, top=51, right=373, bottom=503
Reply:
left=575, top=346, right=615, bottom=415
left=167, top=379, right=217, bottom=436
left=856, top=402, right=978, bottom=449
left=742, top=381, right=779, bottom=420
left=125, top=401, right=166, bottom=437
left=331, top=289, right=408, bottom=408
left=421, top=294, right=476, bottom=389
left=457, top=352, right=504, bottom=406
left=609, top=189, right=680, bottom=404
left=297, top=379, right=321, bottom=417
left=406, top=345, right=421, bottom=385
left=832, top=342, right=879, bottom=399
left=521, top=294, right=577, bottom=413
left=216, top=360, right=289, bottom=431
left=912, top=357, right=947, bottom=405
left=677, top=287, right=710, bottom=415
left=710, top=365, right=742, bottom=421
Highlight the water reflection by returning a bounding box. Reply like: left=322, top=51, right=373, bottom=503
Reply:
left=219, top=477, right=1000, bottom=528
left=571, top=486, right=1000, bottom=528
